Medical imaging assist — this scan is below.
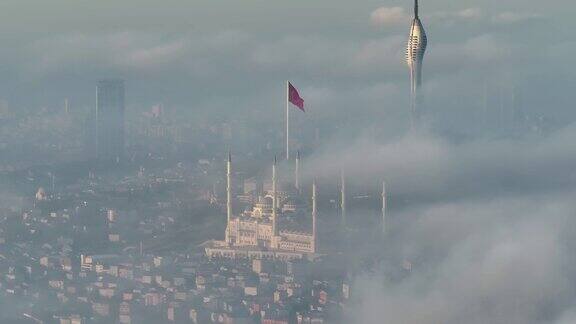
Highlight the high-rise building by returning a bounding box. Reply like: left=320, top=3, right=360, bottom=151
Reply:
left=96, top=79, right=125, bottom=161
left=406, top=0, right=428, bottom=127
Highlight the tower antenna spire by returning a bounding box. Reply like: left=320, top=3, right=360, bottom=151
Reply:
left=414, top=0, right=419, bottom=18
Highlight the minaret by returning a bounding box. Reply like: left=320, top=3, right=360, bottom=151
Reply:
left=311, top=179, right=317, bottom=253
left=406, top=0, right=428, bottom=127
left=225, top=151, right=232, bottom=244
left=340, top=170, right=347, bottom=228
left=295, top=150, right=301, bottom=192
left=382, top=181, right=387, bottom=236
left=272, top=156, right=278, bottom=238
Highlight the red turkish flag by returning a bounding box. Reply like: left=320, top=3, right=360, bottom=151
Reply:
left=288, top=82, right=305, bottom=112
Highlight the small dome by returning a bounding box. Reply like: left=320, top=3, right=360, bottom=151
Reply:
left=256, top=196, right=273, bottom=207
left=36, top=187, right=47, bottom=200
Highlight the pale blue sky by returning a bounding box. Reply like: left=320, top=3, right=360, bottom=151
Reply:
left=0, top=0, right=573, bottom=134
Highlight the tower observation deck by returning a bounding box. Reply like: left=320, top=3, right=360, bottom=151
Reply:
left=406, top=0, right=428, bottom=127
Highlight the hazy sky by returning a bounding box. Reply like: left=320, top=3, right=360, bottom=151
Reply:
left=0, top=0, right=573, bottom=135
left=2, top=2, right=576, bottom=323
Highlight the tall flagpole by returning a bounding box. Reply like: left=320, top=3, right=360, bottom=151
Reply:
left=286, top=81, right=290, bottom=160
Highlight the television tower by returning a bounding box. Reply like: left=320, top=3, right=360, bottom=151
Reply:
left=406, top=0, right=428, bottom=127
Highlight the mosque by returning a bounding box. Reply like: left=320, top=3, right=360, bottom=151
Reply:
left=204, top=153, right=318, bottom=260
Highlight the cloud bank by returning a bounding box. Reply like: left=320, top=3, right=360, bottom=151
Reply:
left=350, top=192, right=576, bottom=324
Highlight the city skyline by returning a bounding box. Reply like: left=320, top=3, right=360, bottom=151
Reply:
left=0, top=1, right=571, bottom=136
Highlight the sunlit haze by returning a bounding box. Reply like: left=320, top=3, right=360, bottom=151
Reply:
left=0, top=1, right=575, bottom=323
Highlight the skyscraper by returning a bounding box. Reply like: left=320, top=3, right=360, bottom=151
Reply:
left=96, top=79, right=125, bottom=161
left=406, top=0, right=428, bottom=127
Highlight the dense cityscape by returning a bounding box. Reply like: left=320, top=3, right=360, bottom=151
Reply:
left=0, top=85, right=390, bottom=323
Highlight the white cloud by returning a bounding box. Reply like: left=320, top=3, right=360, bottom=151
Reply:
left=350, top=193, right=573, bottom=323
left=28, top=32, right=192, bottom=73
left=370, top=7, right=409, bottom=27
left=353, top=35, right=405, bottom=71
left=428, top=7, right=484, bottom=24
left=370, top=6, right=485, bottom=29
left=461, top=34, right=505, bottom=61
left=427, top=34, right=508, bottom=73
left=119, top=40, right=186, bottom=68
left=456, top=8, right=483, bottom=20
left=303, top=122, right=576, bottom=200
left=493, top=12, right=543, bottom=24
